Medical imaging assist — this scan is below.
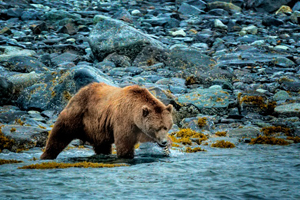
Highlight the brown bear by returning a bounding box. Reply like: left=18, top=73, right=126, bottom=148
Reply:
left=40, top=82, right=173, bottom=159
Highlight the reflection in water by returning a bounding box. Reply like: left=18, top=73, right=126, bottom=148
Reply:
left=1, top=143, right=300, bottom=199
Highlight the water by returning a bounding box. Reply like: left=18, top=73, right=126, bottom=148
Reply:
left=1, top=143, right=300, bottom=200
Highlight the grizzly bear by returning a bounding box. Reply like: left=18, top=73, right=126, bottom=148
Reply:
left=40, top=82, right=173, bottom=159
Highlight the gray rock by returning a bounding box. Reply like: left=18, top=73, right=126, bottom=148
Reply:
left=273, top=57, right=295, bottom=68
left=17, top=66, right=116, bottom=111
left=44, top=9, right=81, bottom=21
left=214, top=19, right=227, bottom=29
left=207, top=1, right=242, bottom=14
left=291, top=11, right=300, bottom=24
left=244, top=0, right=294, bottom=13
left=89, top=15, right=165, bottom=61
left=1, top=125, right=48, bottom=152
left=51, top=52, right=81, bottom=66
left=0, top=77, right=13, bottom=105
left=0, top=46, right=36, bottom=62
left=104, top=53, right=131, bottom=68
left=275, top=103, right=300, bottom=117
left=177, top=85, right=230, bottom=115
left=5, top=56, right=48, bottom=73
left=178, top=2, right=204, bottom=15
left=273, top=90, right=291, bottom=101
left=227, top=126, right=260, bottom=138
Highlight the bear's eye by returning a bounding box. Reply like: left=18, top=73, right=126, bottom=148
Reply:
left=163, top=127, right=167, bottom=130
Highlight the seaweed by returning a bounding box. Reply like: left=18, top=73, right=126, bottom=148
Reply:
left=249, top=136, right=289, bottom=145
left=286, top=136, right=300, bottom=143
left=173, top=128, right=208, bottom=145
left=261, top=126, right=291, bottom=136
left=185, top=147, right=206, bottom=153
left=0, top=125, right=15, bottom=153
left=197, top=117, right=207, bottom=128
left=215, top=131, right=227, bottom=137
left=18, top=161, right=129, bottom=169
left=211, top=140, right=235, bottom=148
left=0, top=159, right=23, bottom=165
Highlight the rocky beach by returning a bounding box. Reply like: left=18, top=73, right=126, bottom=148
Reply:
left=1, top=0, right=300, bottom=199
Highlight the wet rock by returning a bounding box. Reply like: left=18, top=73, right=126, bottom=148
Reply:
left=275, top=103, right=300, bottom=117
left=31, top=22, right=48, bottom=35
left=44, top=9, right=81, bottom=21
left=240, top=25, right=258, bottom=35
left=17, top=65, right=116, bottom=111
left=0, top=106, right=27, bottom=123
left=1, top=125, right=48, bottom=152
left=244, top=0, right=295, bottom=13
left=51, top=52, right=81, bottom=66
left=57, top=22, right=78, bottom=35
left=273, top=57, right=295, bottom=68
left=104, top=53, right=131, bottom=68
left=214, top=19, right=227, bottom=30
left=170, top=29, right=186, bottom=37
left=89, top=15, right=165, bottom=61
left=207, top=1, right=242, bottom=14
left=281, top=81, right=300, bottom=92
left=0, top=46, right=36, bottom=62
left=178, top=3, right=204, bottom=15
left=166, top=46, right=216, bottom=77
left=0, top=77, right=13, bottom=105
left=291, top=11, right=300, bottom=24
left=132, top=46, right=169, bottom=68
left=273, top=90, right=291, bottom=101
left=177, top=85, right=230, bottom=115
left=293, top=2, right=300, bottom=11
left=208, top=8, right=229, bottom=16
left=262, top=16, right=284, bottom=27
left=5, top=56, right=48, bottom=73
left=227, top=126, right=260, bottom=138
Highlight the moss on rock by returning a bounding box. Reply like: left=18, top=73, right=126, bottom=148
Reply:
left=211, top=140, right=235, bottom=148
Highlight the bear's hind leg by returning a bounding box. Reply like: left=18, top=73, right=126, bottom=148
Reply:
left=40, top=124, right=73, bottom=160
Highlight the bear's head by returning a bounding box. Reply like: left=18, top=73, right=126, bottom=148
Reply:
left=136, top=104, right=173, bottom=147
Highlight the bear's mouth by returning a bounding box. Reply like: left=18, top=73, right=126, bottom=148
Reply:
left=156, top=141, right=168, bottom=148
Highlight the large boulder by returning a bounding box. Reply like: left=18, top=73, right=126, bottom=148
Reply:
left=89, top=15, right=166, bottom=61
left=243, top=0, right=296, bottom=13
left=17, top=65, right=117, bottom=112
left=177, top=85, right=230, bottom=115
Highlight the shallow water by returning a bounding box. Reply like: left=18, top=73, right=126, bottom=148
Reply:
left=1, top=143, right=300, bottom=200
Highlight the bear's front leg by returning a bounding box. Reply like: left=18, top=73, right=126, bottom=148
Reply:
left=114, top=132, right=138, bottom=159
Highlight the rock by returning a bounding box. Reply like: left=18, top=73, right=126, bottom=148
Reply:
left=178, top=2, right=204, bottom=15
left=51, top=52, right=81, bottom=66
left=89, top=15, right=165, bottom=61
left=208, top=8, right=229, bottom=16
left=131, top=10, right=141, bottom=16
left=244, top=0, right=295, bottom=13
left=207, top=1, right=242, bottom=14
left=1, top=125, right=48, bottom=152
left=104, top=53, right=131, bottom=68
left=31, top=22, right=48, bottom=35
left=0, top=106, right=27, bottom=123
left=0, top=46, right=36, bottom=62
left=275, top=103, right=300, bottom=117
left=0, top=77, right=13, bottom=105
left=273, top=90, right=291, bottom=101
left=281, top=82, right=300, bottom=92
left=293, top=2, right=300, bottom=11
left=132, top=46, right=168, bottom=68
left=275, top=5, right=292, bottom=15
left=5, top=56, right=48, bottom=73
left=214, top=19, right=228, bottom=30
left=291, top=11, right=300, bottom=24
left=177, top=85, right=230, bottom=115
left=262, top=16, right=284, bottom=26
left=170, top=29, right=187, bottom=37
left=57, top=22, right=78, bottom=35
left=183, top=0, right=207, bottom=10
left=227, top=126, right=260, bottom=138
left=273, top=57, right=295, bottom=68
left=166, top=46, right=216, bottom=77
left=44, top=9, right=81, bottom=21
left=240, top=25, right=258, bottom=35
left=17, top=65, right=116, bottom=111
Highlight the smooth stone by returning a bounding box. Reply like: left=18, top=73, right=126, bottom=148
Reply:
left=240, top=25, right=258, bottom=35
left=273, top=57, right=295, bottom=68
left=214, top=19, right=227, bottom=29
left=170, top=29, right=186, bottom=37
left=131, top=10, right=141, bottom=16
left=273, top=90, right=290, bottom=101
left=0, top=46, right=36, bottom=62
left=207, top=1, right=242, bottom=13
left=275, top=103, right=300, bottom=117
left=178, top=2, right=204, bottom=15
left=227, top=126, right=260, bottom=138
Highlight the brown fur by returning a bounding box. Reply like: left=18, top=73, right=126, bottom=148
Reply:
left=40, top=82, right=173, bottom=159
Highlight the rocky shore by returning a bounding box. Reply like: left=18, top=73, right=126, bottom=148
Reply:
left=1, top=0, right=300, bottom=154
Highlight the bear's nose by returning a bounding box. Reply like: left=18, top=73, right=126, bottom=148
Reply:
left=161, top=140, right=168, bottom=146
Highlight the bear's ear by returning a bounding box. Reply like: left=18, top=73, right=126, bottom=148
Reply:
left=166, top=104, right=173, bottom=113
left=142, top=105, right=150, bottom=117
